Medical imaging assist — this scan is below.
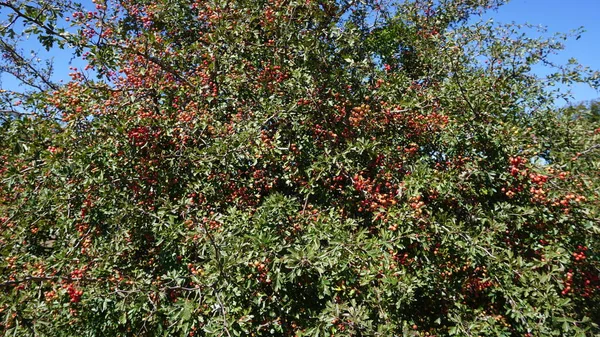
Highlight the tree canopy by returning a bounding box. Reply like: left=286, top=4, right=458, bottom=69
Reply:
left=564, top=99, right=600, bottom=123
left=1, top=0, right=599, bottom=336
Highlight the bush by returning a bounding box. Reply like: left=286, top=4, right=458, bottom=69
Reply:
left=1, top=0, right=599, bottom=335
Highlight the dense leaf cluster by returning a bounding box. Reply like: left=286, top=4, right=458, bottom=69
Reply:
left=1, top=0, right=599, bottom=336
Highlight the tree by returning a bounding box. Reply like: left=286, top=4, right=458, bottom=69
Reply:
left=1, top=0, right=599, bottom=335
left=564, top=99, right=600, bottom=123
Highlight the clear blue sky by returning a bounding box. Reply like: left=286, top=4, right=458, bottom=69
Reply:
left=2, top=0, right=599, bottom=105
left=485, top=0, right=600, bottom=104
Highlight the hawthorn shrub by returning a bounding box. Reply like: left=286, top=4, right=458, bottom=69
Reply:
left=1, top=0, right=599, bottom=336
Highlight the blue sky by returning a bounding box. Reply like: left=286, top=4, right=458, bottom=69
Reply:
left=484, top=0, right=600, bottom=103
left=1, top=0, right=599, bottom=105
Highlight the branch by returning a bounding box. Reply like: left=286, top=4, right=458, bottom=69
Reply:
left=0, top=39, right=58, bottom=91
left=0, top=1, right=70, bottom=42
left=0, top=109, right=35, bottom=117
left=579, top=143, right=600, bottom=157
left=0, top=275, right=99, bottom=287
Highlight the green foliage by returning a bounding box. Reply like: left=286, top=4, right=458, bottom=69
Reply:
left=1, top=0, right=599, bottom=336
left=564, top=99, right=600, bottom=122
